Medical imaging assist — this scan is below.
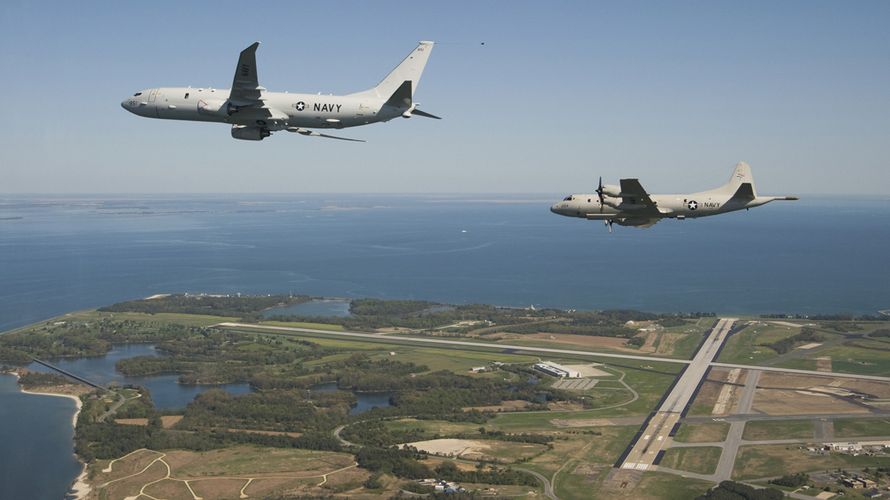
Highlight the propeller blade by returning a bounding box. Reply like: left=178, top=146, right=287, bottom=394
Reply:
left=596, top=176, right=605, bottom=212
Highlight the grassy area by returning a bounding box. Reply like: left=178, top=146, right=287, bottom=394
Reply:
left=673, top=422, right=730, bottom=443
left=659, top=446, right=722, bottom=474
left=548, top=426, right=641, bottom=499
left=670, top=329, right=708, bottom=360
left=384, top=418, right=481, bottom=436
left=86, top=310, right=239, bottom=327
left=834, top=418, right=890, bottom=438
left=170, top=446, right=355, bottom=476
left=632, top=472, right=714, bottom=500
left=742, top=420, right=814, bottom=441
left=795, top=345, right=890, bottom=376
left=733, top=444, right=890, bottom=479
left=258, top=320, right=345, bottom=331
left=717, top=323, right=792, bottom=364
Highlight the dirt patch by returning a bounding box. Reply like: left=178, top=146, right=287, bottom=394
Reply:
left=656, top=333, right=683, bottom=355
left=24, top=383, right=91, bottom=398
left=600, top=468, right=644, bottom=494
left=551, top=416, right=646, bottom=428
left=114, top=418, right=149, bottom=426
left=688, top=368, right=744, bottom=414
left=816, top=356, right=832, bottom=372
left=226, top=428, right=303, bottom=438
left=753, top=387, right=870, bottom=415
left=547, top=401, right=587, bottom=411
left=638, top=331, right=658, bottom=353
left=712, top=368, right=742, bottom=415
left=404, top=439, right=491, bottom=459
left=506, top=332, right=636, bottom=351
left=759, top=372, right=890, bottom=398
left=463, top=400, right=530, bottom=412
left=160, top=415, right=182, bottom=428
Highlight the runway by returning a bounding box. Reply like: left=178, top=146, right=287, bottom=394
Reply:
left=619, top=318, right=736, bottom=471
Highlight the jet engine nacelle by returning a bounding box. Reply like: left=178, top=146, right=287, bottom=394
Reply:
left=601, top=184, right=621, bottom=197
left=231, top=125, right=270, bottom=141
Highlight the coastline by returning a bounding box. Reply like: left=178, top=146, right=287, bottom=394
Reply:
left=9, top=371, right=91, bottom=500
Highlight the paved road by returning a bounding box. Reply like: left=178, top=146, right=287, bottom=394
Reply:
left=712, top=369, right=760, bottom=480
left=683, top=411, right=890, bottom=424
left=216, top=322, right=691, bottom=365
left=710, top=362, right=890, bottom=382
left=620, top=319, right=736, bottom=471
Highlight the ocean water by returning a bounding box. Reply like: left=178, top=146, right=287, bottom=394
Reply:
left=1, top=194, right=889, bottom=333
left=0, top=374, right=82, bottom=500
left=0, top=194, right=889, bottom=499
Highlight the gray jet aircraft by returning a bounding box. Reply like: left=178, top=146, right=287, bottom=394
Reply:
left=121, top=41, right=439, bottom=141
left=550, top=162, right=798, bottom=231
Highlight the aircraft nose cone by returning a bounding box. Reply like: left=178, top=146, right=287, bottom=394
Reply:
left=550, top=203, right=560, bottom=214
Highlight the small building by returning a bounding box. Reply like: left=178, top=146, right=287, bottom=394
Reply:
left=829, top=442, right=864, bottom=453
left=469, top=366, right=487, bottom=373
left=534, top=361, right=580, bottom=378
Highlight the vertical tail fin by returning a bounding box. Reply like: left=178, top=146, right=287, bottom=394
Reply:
left=352, top=41, right=435, bottom=99
left=719, top=161, right=757, bottom=198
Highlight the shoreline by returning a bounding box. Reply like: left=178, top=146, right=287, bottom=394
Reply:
left=8, top=371, right=91, bottom=500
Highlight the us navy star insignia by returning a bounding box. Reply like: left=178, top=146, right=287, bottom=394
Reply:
left=295, top=101, right=305, bottom=111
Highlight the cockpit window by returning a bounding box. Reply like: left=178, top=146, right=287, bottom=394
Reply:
left=133, top=92, right=142, bottom=96
left=563, top=196, right=573, bottom=201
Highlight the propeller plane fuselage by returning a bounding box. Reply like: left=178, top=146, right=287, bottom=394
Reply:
left=121, top=41, right=439, bottom=141
left=550, top=162, right=798, bottom=230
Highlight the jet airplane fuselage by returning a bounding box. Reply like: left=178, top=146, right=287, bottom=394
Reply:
left=122, top=88, right=402, bottom=129
left=121, top=41, right=438, bottom=141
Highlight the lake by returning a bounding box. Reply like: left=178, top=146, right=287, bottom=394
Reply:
left=311, top=381, right=394, bottom=415
left=263, top=298, right=353, bottom=318
left=25, top=344, right=253, bottom=409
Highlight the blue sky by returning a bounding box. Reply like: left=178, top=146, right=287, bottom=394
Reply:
left=1, top=1, right=888, bottom=194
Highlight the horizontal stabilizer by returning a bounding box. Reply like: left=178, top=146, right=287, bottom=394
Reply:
left=410, top=108, right=441, bottom=119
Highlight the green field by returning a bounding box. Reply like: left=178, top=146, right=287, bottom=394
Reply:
left=777, top=343, right=890, bottom=376
left=742, top=420, right=814, bottom=441
left=717, top=322, right=798, bottom=364
left=834, top=418, right=890, bottom=438
left=673, top=422, right=730, bottom=443
left=384, top=418, right=481, bottom=436
left=259, top=320, right=346, bottom=331
left=659, top=446, right=722, bottom=474
left=733, top=444, right=890, bottom=480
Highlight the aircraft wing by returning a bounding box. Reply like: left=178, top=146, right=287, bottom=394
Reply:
left=230, top=42, right=264, bottom=104
left=618, top=178, right=659, bottom=212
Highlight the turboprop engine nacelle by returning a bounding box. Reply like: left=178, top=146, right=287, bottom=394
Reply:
left=601, top=184, right=621, bottom=197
